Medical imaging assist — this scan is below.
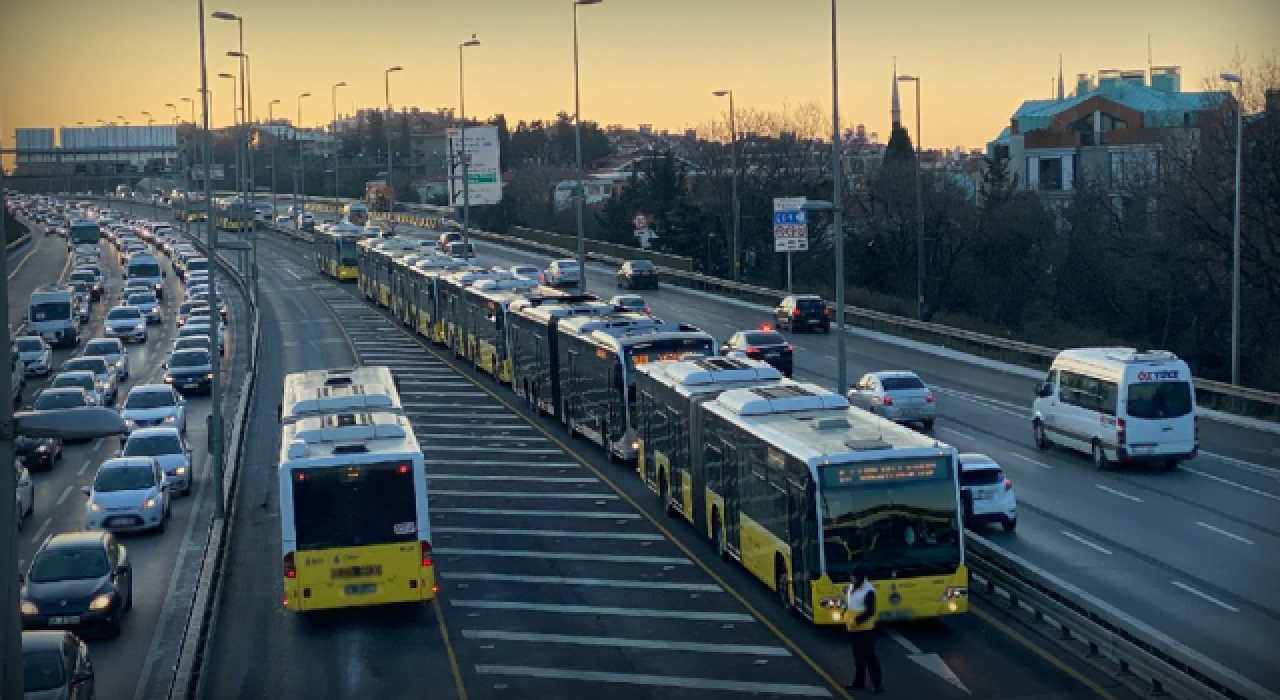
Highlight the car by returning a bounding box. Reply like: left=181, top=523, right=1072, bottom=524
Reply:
left=15, top=434, right=62, bottom=471
left=846, top=370, right=936, bottom=430
left=59, top=357, right=117, bottom=405
left=437, top=231, right=464, bottom=249
left=15, top=462, right=34, bottom=529
left=30, top=387, right=93, bottom=414
left=543, top=259, right=582, bottom=288
left=15, top=335, right=53, bottom=376
left=774, top=294, right=830, bottom=333
left=119, top=281, right=152, bottom=304
left=118, top=427, right=192, bottom=496
left=83, top=457, right=170, bottom=532
left=72, top=292, right=90, bottom=323
left=617, top=259, right=660, bottom=290
left=179, top=324, right=223, bottom=355
left=49, top=371, right=104, bottom=407
left=21, top=630, right=96, bottom=700
left=80, top=337, right=129, bottom=380
left=719, top=329, right=794, bottom=377
left=608, top=294, right=650, bottom=315
left=958, top=453, right=1017, bottom=532
left=163, top=348, right=214, bottom=395
left=20, top=531, right=133, bottom=637
left=68, top=269, right=101, bottom=301
left=176, top=301, right=208, bottom=327
left=170, top=336, right=212, bottom=355
left=120, top=384, right=186, bottom=435
left=104, top=306, right=147, bottom=343
left=126, top=291, right=162, bottom=325
left=509, top=264, right=541, bottom=279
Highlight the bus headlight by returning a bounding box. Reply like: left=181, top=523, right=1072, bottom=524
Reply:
left=942, top=586, right=968, bottom=600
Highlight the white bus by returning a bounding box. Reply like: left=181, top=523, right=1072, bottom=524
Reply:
left=279, top=366, right=402, bottom=423
left=278, top=410, right=435, bottom=612
left=344, top=201, right=370, bottom=227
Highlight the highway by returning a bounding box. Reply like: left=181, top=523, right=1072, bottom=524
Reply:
left=6, top=212, right=250, bottom=700
left=195, top=212, right=1140, bottom=700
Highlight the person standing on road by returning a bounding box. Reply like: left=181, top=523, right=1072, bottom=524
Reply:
left=845, top=566, right=884, bottom=693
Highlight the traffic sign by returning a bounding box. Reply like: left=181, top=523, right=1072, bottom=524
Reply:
left=773, top=197, right=808, bottom=252
left=633, top=213, right=651, bottom=230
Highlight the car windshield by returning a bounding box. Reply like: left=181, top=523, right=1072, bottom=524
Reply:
left=64, top=358, right=107, bottom=375
left=29, top=302, right=71, bottom=322
left=129, top=262, right=162, bottom=277
left=881, top=376, right=926, bottom=391
left=959, top=466, right=1004, bottom=487
left=30, top=546, right=110, bottom=582
left=123, top=434, right=182, bottom=457
left=169, top=352, right=209, bottom=368
left=95, top=465, right=157, bottom=491
left=629, top=260, right=655, bottom=270
left=22, top=649, right=65, bottom=692
left=16, top=338, right=42, bottom=352
left=34, top=392, right=86, bottom=410
left=128, top=294, right=155, bottom=305
left=795, top=298, right=826, bottom=311
left=52, top=375, right=94, bottom=391
left=743, top=331, right=785, bottom=346
left=108, top=308, right=141, bottom=321
left=84, top=341, right=118, bottom=356
left=1125, top=381, right=1194, bottom=420
left=126, top=390, right=175, bottom=409
left=175, top=338, right=210, bottom=352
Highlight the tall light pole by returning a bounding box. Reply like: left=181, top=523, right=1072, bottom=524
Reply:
left=386, top=65, right=402, bottom=212
left=142, top=110, right=155, bottom=126
left=331, top=81, right=347, bottom=212
left=117, top=116, right=129, bottom=126
left=218, top=71, right=239, bottom=212
left=572, top=0, right=601, bottom=293
left=1221, top=72, right=1244, bottom=386
left=268, top=98, right=281, bottom=222
left=198, top=0, right=225, bottom=524
left=213, top=12, right=245, bottom=208
left=459, top=37, right=479, bottom=255
left=181, top=96, right=196, bottom=125
left=164, top=103, right=179, bottom=125
left=830, top=0, right=847, bottom=393
left=298, top=92, right=311, bottom=220
left=898, top=73, right=924, bottom=320
left=713, top=89, right=740, bottom=281
left=228, top=51, right=254, bottom=214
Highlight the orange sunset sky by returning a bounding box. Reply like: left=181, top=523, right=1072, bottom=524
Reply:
left=2, top=0, right=1278, bottom=155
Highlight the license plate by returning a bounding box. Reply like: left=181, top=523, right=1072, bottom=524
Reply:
left=183, top=382, right=199, bottom=389
left=333, top=565, right=382, bottom=579
left=877, top=608, right=912, bottom=621
left=973, top=490, right=992, bottom=501
left=764, top=352, right=779, bottom=358
left=900, top=409, right=920, bottom=417
left=344, top=584, right=377, bottom=595
left=49, top=616, right=80, bottom=625
left=105, top=516, right=135, bottom=526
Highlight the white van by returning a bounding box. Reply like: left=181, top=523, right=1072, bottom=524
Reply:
left=1032, top=348, right=1197, bottom=470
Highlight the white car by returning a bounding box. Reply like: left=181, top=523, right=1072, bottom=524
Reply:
left=120, top=427, right=192, bottom=496
left=958, top=453, right=1017, bottom=533
left=14, top=335, right=52, bottom=376
left=544, top=259, right=582, bottom=288
left=104, top=306, right=148, bottom=343
left=180, top=323, right=224, bottom=355
left=510, top=264, right=540, bottom=279
left=49, top=371, right=105, bottom=407
left=127, top=291, right=163, bottom=325
left=14, top=463, right=33, bottom=530
left=120, top=384, right=186, bottom=435
left=82, top=337, right=129, bottom=380
left=83, top=457, right=170, bottom=533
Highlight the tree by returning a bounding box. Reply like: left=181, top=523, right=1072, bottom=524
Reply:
left=883, top=125, right=915, bottom=165
left=366, top=110, right=386, bottom=158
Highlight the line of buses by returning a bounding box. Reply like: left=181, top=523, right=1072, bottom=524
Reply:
left=300, top=232, right=969, bottom=624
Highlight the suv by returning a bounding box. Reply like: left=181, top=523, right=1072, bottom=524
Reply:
left=544, top=259, right=582, bottom=288
left=958, top=453, right=1017, bottom=532
left=774, top=294, right=830, bottom=333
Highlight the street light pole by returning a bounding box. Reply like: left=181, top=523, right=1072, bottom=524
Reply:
left=459, top=37, right=479, bottom=256
left=218, top=71, right=239, bottom=220
left=142, top=110, right=155, bottom=126
left=1221, top=72, right=1244, bottom=386
left=269, top=99, right=281, bottom=226
left=573, top=0, right=601, bottom=294
left=386, top=65, right=402, bottom=212
left=898, top=74, right=924, bottom=319
left=332, top=81, right=347, bottom=213
left=830, top=0, right=846, bottom=394
left=298, top=92, right=311, bottom=221
left=713, top=90, right=739, bottom=281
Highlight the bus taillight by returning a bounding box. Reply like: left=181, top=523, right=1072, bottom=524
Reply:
left=421, top=541, right=433, bottom=568
left=283, top=552, right=296, bottom=579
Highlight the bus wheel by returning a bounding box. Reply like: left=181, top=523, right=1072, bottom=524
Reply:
left=1092, top=440, right=1110, bottom=470
left=776, top=558, right=794, bottom=614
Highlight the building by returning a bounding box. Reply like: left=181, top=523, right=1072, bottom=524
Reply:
left=990, top=66, right=1228, bottom=202
left=10, top=126, right=179, bottom=178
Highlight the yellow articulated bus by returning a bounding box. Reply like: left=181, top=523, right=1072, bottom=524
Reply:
left=507, top=295, right=618, bottom=415
left=459, top=277, right=562, bottom=382
left=401, top=258, right=473, bottom=343
left=278, top=409, right=435, bottom=612
left=356, top=236, right=434, bottom=306
left=437, top=268, right=524, bottom=361
left=636, top=366, right=968, bottom=625
left=213, top=196, right=254, bottom=231
left=313, top=223, right=368, bottom=281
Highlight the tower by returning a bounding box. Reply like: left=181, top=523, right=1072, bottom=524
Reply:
left=1057, top=54, right=1065, bottom=100
left=890, top=57, right=902, bottom=128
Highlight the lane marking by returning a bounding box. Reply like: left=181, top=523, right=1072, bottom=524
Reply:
left=937, top=427, right=975, bottom=442
left=472, top=665, right=830, bottom=697
left=423, top=445, right=562, bottom=454
left=1094, top=484, right=1143, bottom=503
left=451, top=599, right=754, bottom=622
left=92, top=438, right=103, bottom=450
left=55, top=484, right=74, bottom=506
left=432, top=507, right=639, bottom=520
left=428, top=474, right=595, bottom=483
left=1199, top=451, right=1280, bottom=480
left=1009, top=453, right=1052, bottom=469
left=78, top=459, right=92, bottom=476
left=417, top=423, right=535, bottom=431
left=433, top=598, right=470, bottom=700
left=436, top=548, right=689, bottom=565
left=1060, top=531, right=1112, bottom=555
left=1181, top=466, right=1280, bottom=502
left=970, top=605, right=1123, bottom=700
left=463, top=629, right=790, bottom=656
left=420, top=433, right=549, bottom=443
left=1171, top=581, right=1239, bottom=613
left=413, top=412, right=531, bottom=420
left=886, top=628, right=921, bottom=654
left=440, top=571, right=721, bottom=591
left=433, top=527, right=663, bottom=541
left=29, top=517, right=53, bottom=544
left=431, top=490, right=617, bottom=501
left=427, top=461, right=581, bottom=471
left=1196, top=521, right=1254, bottom=545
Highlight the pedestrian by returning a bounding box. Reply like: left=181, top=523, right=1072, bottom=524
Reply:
left=845, top=566, right=884, bottom=693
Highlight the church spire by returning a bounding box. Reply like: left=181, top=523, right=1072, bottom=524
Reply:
left=1057, top=54, right=1065, bottom=100
left=890, top=56, right=902, bottom=128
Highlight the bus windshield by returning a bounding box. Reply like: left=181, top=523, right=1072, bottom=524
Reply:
left=69, top=223, right=100, bottom=245
left=819, top=457, right=962, bottom=579
left=625, top=338, right=714, bottom=375
left=339, top=239, right=360, bottom=266
left=291, top=462, right=418, bottom=550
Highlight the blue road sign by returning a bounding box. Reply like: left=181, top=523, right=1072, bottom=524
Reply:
left=773, top=211, right=807, bottom=225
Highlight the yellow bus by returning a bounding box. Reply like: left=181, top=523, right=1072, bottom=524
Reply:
left=213, top=196, right=254, bottom=231
left=635, top=369, right=968, bottom=625
left=278, top=409, right=435, bottom=612
left=391, top=255, right=467, bottom=339
left=356, top=236, right=433, bottom=306
left=314, top=223, right=367, bottom=281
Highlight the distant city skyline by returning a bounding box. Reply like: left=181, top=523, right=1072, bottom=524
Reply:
left=2, top=0, right=1276, bottom=160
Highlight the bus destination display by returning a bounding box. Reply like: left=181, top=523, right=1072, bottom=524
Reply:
left=824, top=458, right=947, bottom=486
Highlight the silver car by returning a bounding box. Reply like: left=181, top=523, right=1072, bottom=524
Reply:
left=14, top=335, right=52, bottom=376
left=81, top=337, right=129, bottom=380
left=49, top=371, right=104, bottom=407
left=120, top=384, right=186, bottom=435
left=544, top=259, right=582, bottom=288
left=127, top=291, right=163, bottom=325
left=847, top=370, right=937, bottom=430
left=104, top=306, right=148, bottom=343
left=15, top=463, right=33, bottom=530
left=60, top=356, right=118, bottom=406
left=119, top=427, right=192, bottom=497
left=83, top=457, right=169, bottom=533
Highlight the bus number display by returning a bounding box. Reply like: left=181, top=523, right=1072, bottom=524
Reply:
left=825, top=458, right=947, bottom=486
left=630, top=351, right=688, bottom=367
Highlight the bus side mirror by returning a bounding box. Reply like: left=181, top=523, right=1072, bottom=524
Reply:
left=1035, top=382, right=1052, bottom=398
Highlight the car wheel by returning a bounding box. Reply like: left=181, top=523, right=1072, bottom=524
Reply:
left=155, top=518, right=165, bottom=535
left=1092, top=440, right=1110, bottom=470
left=1033, top=420, right=1052, bottom=450
left=1162, top=459, right=1179, bottom=472
left=106, top=612, right=123, bottom=636
left=1002, top=518, right=1017, bottom=533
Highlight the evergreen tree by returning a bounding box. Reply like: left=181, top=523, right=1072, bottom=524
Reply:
left=883, top=125, right=916, bottom=165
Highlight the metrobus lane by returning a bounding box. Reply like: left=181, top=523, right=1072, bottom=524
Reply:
left=296, top=271, right=1140, bottom=700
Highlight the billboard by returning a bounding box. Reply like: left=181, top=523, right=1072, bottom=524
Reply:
left=446, top=126, right=502, bottom=206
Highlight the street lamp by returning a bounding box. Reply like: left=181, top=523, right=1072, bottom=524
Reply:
left=181, top=96, right=196, bottom=125
left=713, top=89, right=740, bottom=282
left=829, top=0, right=847, bottom=394
left=117, top=115, right=129, bottom=126
left=228, top=50, right=254, bottom=215
left=142, top=110, right=155, bottom=126
left=213, top=11, right=246, bottom=206
left=459, top=37, right=480, bottom=254
left=218, top=72, right=240, bottom=209
left=1221, top=71, right=1243, bottom=386
left=572, top=0, right=601, bottom=293
left=298, top=92, right=311, bottom=219
left=386, top=65, right=403, bottom=212
left=268, top=98, right=281, bottom=224
left=332, top=81, right=347, bottom=211
left=898, top=73, right=924, bottom=320
left=164, top=102, right=179, bottom=125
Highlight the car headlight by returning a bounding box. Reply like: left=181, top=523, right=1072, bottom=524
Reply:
left=135, top=324, right=146, bottom=331
left=143, top=497, right=158, bottom=509
left=163, top=414, right=175, bottom=423
left=89, top=502, right=102, bottom=512
left=205, top=372, right=214, bottom=379
left=124, top=418, right=136, bottom=427
left=88, top=593, right=114, bottom=611
left=174, top=466, right=187, bottom=475
left=35, top=444, right=49, bottom=453
left=21, top=601, right=38, bottom=615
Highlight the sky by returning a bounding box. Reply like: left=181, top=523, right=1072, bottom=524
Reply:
left=1, top=0, right=1278, bottom=155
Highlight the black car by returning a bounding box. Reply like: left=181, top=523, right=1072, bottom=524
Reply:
left=617, top=260, right=660, bottom=290
left=22, top=630, right=95, bottom=700
left=775, top=294, right=830, bottom=333
left=21, top=531, right=133, bottom=637
left=16, top=434, right=62, bottom=470
left=720, top=329, right=794, bottom=377
left=163, top=348, right=214, bottom=396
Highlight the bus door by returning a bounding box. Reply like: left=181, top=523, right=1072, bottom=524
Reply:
left=667, top=409, right=685, bottom=508
left=788, top=478, right=816, bottom=614
left=563, top=350, right=579, bottom=426
left=724, top=441, right=742, bottom=555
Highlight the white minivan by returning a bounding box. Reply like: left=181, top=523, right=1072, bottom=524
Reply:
left=1032, top=348, right=1197, bottom=470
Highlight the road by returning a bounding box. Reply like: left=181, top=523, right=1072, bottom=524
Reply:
left=7, top=213, right=250, bottom=700
left=197, top=218, right=1139, bottom=700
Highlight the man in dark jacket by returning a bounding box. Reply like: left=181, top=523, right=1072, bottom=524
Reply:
left=846, top=566, right=884, bottom=693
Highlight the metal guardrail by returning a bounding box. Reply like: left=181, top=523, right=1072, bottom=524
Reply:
left=967, top=533, right=1278, bottom=700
